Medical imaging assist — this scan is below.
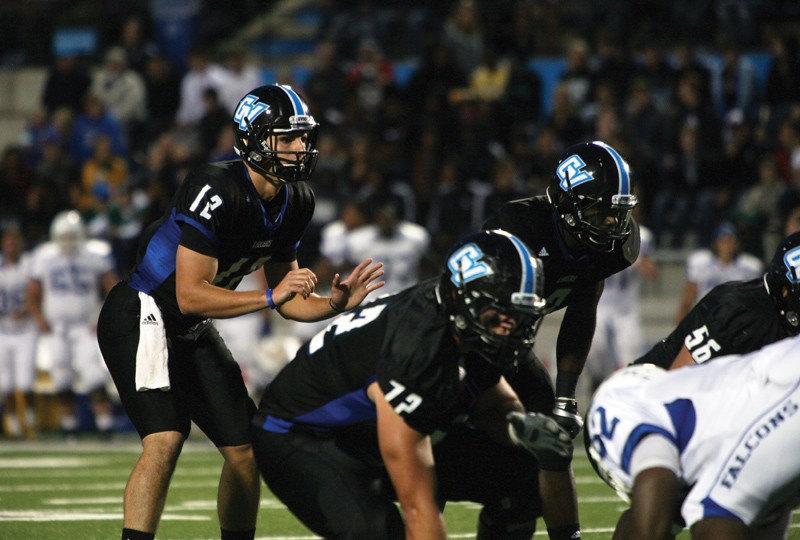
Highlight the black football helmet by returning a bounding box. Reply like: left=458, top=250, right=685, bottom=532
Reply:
left=439, top=230, right=547, bottom=368
left=232, top=84, right=319, bottom=183
left=546, top=141, right=638, bottom=252
left=764, top=231, right=800, bottom=335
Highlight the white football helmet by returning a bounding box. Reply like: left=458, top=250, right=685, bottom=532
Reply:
left=50, top=210, right=86, bottom=254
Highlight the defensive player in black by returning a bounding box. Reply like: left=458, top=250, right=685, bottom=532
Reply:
left=483, top=140, right=640, bottom=437
left=96, top=84, right=384, bottom=540
left=634, top=231, right=800, bottom=370
left=251, top=230, right=581, bottom=540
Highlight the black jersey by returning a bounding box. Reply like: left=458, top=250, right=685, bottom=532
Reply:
left=635, top=278, right=789, bottom=368
left=255, top=278, right=501, bottom=436
left=126, top=160, right=314, bottom=331
left=483, top=196, right=640, bottom=313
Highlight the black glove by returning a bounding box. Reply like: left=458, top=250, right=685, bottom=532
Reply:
left=552, top=397, right=584, bottom=439
left=507, top=412, right=573, bottom=471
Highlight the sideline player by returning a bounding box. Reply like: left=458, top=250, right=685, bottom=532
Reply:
left=28, top=210, right=118, bottom=439
left=634, top=231, right=800, bottom=370
left=252, top=230, right=581, bottom=540
left=96, top=84, right=384, bottom=540
left=484, top=140, right=640, bottom=437
left=0, top=225, right=38, bottom=438
left=584, top=337, right=800, bottom=539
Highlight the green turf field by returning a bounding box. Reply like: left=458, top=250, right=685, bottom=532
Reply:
left=0, top=437, right=798, bottom=539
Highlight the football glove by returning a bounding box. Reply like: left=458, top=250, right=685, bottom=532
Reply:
left=552, top=397, right=584, bottom=439
left=507, top=412, right=573, bottom=471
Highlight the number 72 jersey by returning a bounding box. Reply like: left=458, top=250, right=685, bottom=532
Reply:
left=255, top=279, right=501, bottom=437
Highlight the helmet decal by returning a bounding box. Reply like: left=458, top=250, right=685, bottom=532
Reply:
left=234, top=95, right=270, bottom=131
left=447, top=243, right=493, bottom=287
left=784, top=247, right=800, bottom=284
left=556, top=154, right=594, bottom=191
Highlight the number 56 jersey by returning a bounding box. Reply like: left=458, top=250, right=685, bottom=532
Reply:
left=586, top=335, right=800, bottom=528
left=255, top=279, right=501, bottom=438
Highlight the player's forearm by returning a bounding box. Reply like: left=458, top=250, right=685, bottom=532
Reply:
left=177, top=282, right=269, bottom=318
left=540, top=469, right=580, bottom=532
left=275, top=293, right=340, bottom=322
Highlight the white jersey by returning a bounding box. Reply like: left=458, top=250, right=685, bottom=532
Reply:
left=586, top=335, right=800, bottom=528
left=686, top=249, right=763, bottom=301
left=600, top=225, right=654, bottom=313
left=0, top=252, right=35, bottom=333
left=346, top=222, right=431, bottom=297
left=29, top=239, right=115, bottom=324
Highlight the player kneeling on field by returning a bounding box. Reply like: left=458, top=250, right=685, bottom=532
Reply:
left=251, top=230, right=582, bottom=540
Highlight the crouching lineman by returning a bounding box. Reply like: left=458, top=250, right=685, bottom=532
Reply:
left=251, top=230, right=581, bottom=540
left=584, top=337, right=800, bottom=540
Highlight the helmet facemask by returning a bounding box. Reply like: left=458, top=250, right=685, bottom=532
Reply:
left=765, top=240, right=800, bottom=335
left=242, top=115, right=319, bottom=183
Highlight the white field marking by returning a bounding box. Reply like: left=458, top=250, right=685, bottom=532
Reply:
left=164, top=499, right=288, bottom=511
left=44, top=497, right=120, bottom=505
left=0, top=510, right=208, bottom=522
left=0, top=479, right=219, bottom=493
left=0, top=457, right=109, bottom=468
left=2, top=466, right=222, bottom=478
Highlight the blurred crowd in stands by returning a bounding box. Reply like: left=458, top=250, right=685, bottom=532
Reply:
left=2, top=0, right=800, bottom=282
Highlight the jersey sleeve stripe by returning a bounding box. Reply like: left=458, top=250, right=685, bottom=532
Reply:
left=174, top=212, right=220, bottom=247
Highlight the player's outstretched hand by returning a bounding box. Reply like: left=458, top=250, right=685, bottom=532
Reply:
left=329, top=258, right=385, bottom=312
left=507, top=412, right=573, bottom=471
left=552, top=397, right=584, bottom=439
left=272, top=268, right=319, bottom=305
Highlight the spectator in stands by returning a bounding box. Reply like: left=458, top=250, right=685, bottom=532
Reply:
left=559, top=37, right=596, bottom=113
left=670, top=41, right=713, bottom=107
left=69, top=92, right=126, bottom=167
left=26, top=132, right=76, bottom=243
left=78, top=133, right=128, bottom=217
left=710, top=41, right=760, bottom=122
left=91, top=46, right=147, bottom=154
left=27, top=210, right=119, bottom=440
left=673, top=221, right=763, bottom=323
left=651, top=118, right=721, bottom=248
left=0, top=225, right=38, bottom=439
left=142, top=54, right=181, bottom=140
left=547, top=81, right=586, bottom=146
left=735, top=153, right=785, bottom=260
left=18, top=106, right=51, bottom=170
left=762, top=34, right=800, bottom=140
left=303, top=41, right=350, bottom=126
left=470, top=157, right=528, bottom=231
left=41, top=52, right=92, bottom=116
left=0, top=146, right=34, bottom=218
left=174, top=47, right=227, bottom=127
left=345, top=38, right=395, bottom=125
left=442, top=0, right=485, bottom=78
left=634, top=42, right=675, bottom=112
left=217, top=48, right=262, bottom=115
left=197, top=87, right=230, bottom=161
left=118, top=14, right=158, bottom=75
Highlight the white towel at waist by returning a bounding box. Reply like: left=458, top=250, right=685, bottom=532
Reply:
left=135, top=292, right=170, bottom=391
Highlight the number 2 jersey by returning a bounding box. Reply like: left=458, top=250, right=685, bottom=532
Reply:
left=634, top=279, right=789, bottom=368
left=254, top=279, right=502, bottom=437
left=483, top=196, right=640, bottom=313
left=126, top=160, right=314, bottom=333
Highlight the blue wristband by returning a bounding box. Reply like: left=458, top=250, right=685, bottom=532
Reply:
left=265, top=289, right=277, bottom=310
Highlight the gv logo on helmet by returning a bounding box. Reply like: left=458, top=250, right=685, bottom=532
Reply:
left=783, top=246, right=800, bottom=283
left=234, top=95, right=271, bottom=131
left=557, top=154, right=594, bottom=191
left=448, top=244, right=493, bottom=286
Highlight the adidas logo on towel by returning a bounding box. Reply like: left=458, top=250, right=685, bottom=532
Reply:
left=141, top=313, right=159, bottom=325
left=538, top=247, right=549, bottom=257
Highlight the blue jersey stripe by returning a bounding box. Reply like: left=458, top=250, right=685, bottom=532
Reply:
left=665, top=398, right=696, bottom=452
left=596, top=141, right=630, bottom=196
left=129, top=215, right=182, bottom=293
left=620, top=423, right=677, bottom=474
left=174, top=212, right=219, bottom=246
